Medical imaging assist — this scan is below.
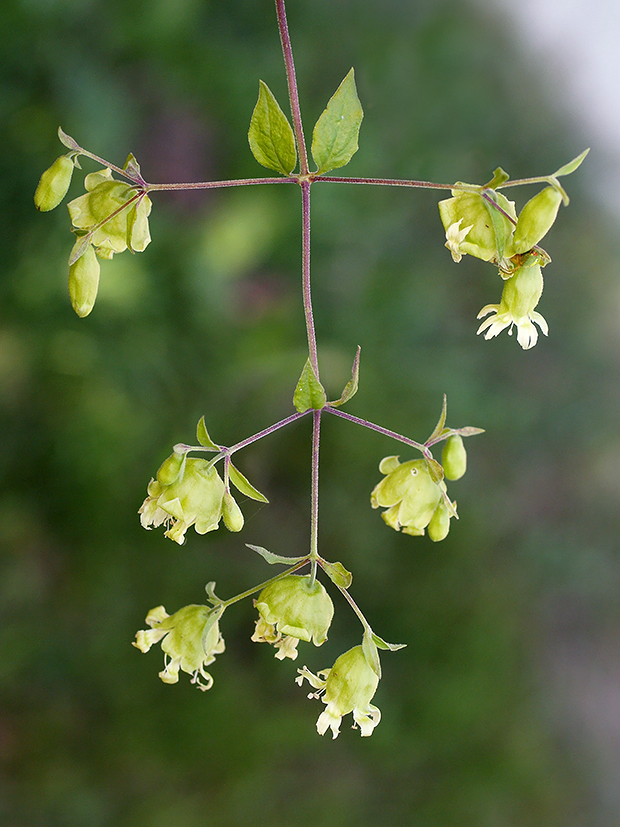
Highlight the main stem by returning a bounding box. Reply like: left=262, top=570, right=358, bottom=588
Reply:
left=275, top=0, right=309, bottom=176
left=309, top=409, right=321, bottom=584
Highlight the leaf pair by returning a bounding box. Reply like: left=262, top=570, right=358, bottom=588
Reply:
left=292, top=347, right=361, bottom=413
left=248, top=69, right=363, bottom=176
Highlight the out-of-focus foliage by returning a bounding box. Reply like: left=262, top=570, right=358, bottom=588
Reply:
left=2, top=0, right=620, bottom=825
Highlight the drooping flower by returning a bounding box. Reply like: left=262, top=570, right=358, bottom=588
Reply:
left=438, top=187, right=517, bottom=265
left=371, top=455, right=456, bottom=539
left=133, top=604, right=225, bottom=690
left=476, top=253, right=548, bottom=349
left=251, top=575, right=334, bottom=660
left=296, top=645, right=381, bottom=739
left=139, top=452, right=235, bottom=544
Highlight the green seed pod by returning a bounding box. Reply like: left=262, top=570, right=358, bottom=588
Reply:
left=68, top=245, right=100, bottom=318
left=222, top=491, right=244, bottom=532
left=513, top=186, right=562, bottom=254
left=427, top=501, right=450, bottom=542
left=442, top=435, right=467, bottom=481
left=34, top=155, right=74, bottom=211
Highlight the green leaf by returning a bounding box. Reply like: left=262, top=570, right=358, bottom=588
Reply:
left=371, top=632, right=407, bottom=652
left=196, top=416, right=219, bottom=450
left=58, top=126, right=80, bottom=151
left=68, top=234, right=91, bottom=267
left=123, top=153, right=143, bottom=182
left=229, top=463, right=269, bottom=503
left=553, top=148, right=589, bottom=177
left=328, top=346, right=360, bottom=408
left=483, top=167, right=510, bottom=189
left=320, top=559, right=352, bottom=589
left=311, top=68, right=363, bottom=174
left=248, top=80, right=297, bottom=175
left=362, top=629, right=381, bottom=679
left=427, top=394, right=448, bottom=443
left=451, top=425, right=485, bottom=438
left=204, top=581, right=224, bottom=606
left=245, top=544, right=306, bottom=566
left=293, top=359, right=327, bottom=412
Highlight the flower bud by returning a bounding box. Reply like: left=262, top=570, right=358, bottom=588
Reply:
left=222, top=491, right=244, bottom=532
left=427, top=500, right=450, bottom=542
left=156, top=451, right=185, bottom=485
left=253, top=575, right=334, bottom=659
left=68, top=244, right=100, bottom=318
left=442, top=434, right=467, bottom=481
left=371, top=457, right=442, bottom=536
left=34, top=155, right=74, bottom=211
left=512, top=186, right=562, bottom=254
left=296, top=645, right=381, bottom=738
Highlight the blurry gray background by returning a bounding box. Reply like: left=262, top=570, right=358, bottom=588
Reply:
left=1, top=0, right=619, bottom=825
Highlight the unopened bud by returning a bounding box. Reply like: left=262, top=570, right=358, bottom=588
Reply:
left=35, top=155, right=74, bottom=212
left=513, top=186, right=562, bottom=254
left=68, top=244, right=100, bottom=318
left=442, top=434, right=467, bottom=481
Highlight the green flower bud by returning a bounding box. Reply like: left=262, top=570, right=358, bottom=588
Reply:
left=296, top=645, right=381, bottom=738
left=439, top=188, right=516, bottom=264
left=427, top=500, right=450, bottom=542
left=133, top=604, right=225, bottom=690
left=252, top=574, right=334, bottom=660
left=156, top=451, right=185, bottom=485
left=371, top=457, right=443, bottom=536
left=477, top=253, right=548, bottom=349
left=222, top=490, right=244, bottom=532
left=68, top=244, right=100, bottom=318
left=34, top=155, right=74, bottom=211
left=139, top=457, right=226, bottom=544
left=513, top=186, right=562, bottom=254
left=442, top=434, right=467, bottom=481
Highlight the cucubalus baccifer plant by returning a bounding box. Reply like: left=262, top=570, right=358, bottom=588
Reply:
left=35, top=0, right=587, bottom=740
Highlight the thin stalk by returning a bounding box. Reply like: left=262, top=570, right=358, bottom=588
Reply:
left=147, top=177, right=295, bottom=192
left=313, top=176, right=479, bottom=191
left=301, top=180, right=319, bottom=377
left=309, top=409, right=321, bottom=584
left=275, top=0, right=309, bottom=175
left=325, top=406, right=425, bottom=451
left=221, top=559, right=310, bottom=609
left=335, top=581, right=370, bottom=631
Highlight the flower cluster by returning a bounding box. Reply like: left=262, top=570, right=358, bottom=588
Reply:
left=251, top=574, right=334, bottom=660
left=133, top=604, right=225, bottom=690
left=439, top=182, right=564, bottom=349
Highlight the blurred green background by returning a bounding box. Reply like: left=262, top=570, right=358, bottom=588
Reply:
left=2, top=0, right=620, bottom=824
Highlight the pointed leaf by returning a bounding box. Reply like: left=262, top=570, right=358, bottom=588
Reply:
left=293, top=359, right=327, bottom=412
left=248, top=81, right=297, bottom=175
left=68, top=234, right=91, bottom=266
left=427, top=394, right=448, bottom=443
left=58, top=126, right=80, bottom=151
left=484, top=167, right=510, bottom=189
left=123, top=152, right=144, bottom=183
left=229, top=463, right=269, bottom=503
left=553, top=148, right=589, bottom=178
left=362, top=628, right=381, bottom=679
left=451, top=425, right=485, bottom=438
left=204, top=581, right=224, bottom=606
left=371, top=632, right=407, bottom=652
left=311, top=68, right=363, bottom=174
left=196, top=416, right=219, bottom=450
left=245, top=544, right=306, bottom=566
left=328, top=346, right=361, bottom=407
left=320, top=559, right=352, bottom=590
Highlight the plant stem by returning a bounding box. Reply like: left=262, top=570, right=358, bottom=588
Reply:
left=309, top=410, right=321, bottom=584
left=313, top=176, right=477, bottom=191
left=300, top=180, right=320, bottom=377
left=275, top=0, right=309, bottom=176
left=221, top=559, right=309, bottom=609
left=147, top=177, right=295, bottom=192
left=325, top=406, right=425, bottom=451
left=227, top=410, right=310, bottom=453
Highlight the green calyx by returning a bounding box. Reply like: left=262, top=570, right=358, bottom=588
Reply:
left=254, top=574, right=334, bottom=647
